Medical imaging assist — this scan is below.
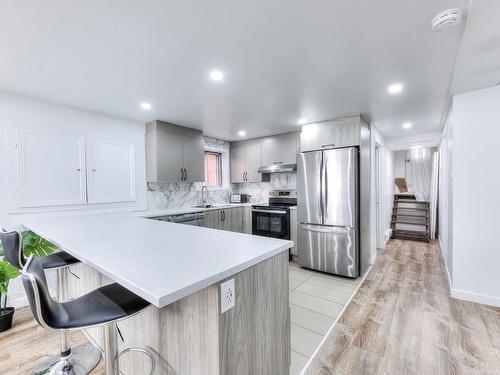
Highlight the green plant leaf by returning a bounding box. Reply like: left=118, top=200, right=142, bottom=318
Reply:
left=22, top=230, right=57, bottom=258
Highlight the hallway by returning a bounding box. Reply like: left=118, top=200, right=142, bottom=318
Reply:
left=306, top=240, right=500, bottom=374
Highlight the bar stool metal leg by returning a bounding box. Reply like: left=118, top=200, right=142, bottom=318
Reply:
left=30, top=267, right=101, bottom=375
left=104, top=324, right=118, bottom=375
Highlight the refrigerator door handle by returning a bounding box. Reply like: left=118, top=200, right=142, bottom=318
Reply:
left=320, top=152, right=324, bottom=224
left=300, top=224, right=350, bottom=234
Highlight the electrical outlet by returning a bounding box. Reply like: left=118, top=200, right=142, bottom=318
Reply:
left=220, top=278, right=235, bottom=313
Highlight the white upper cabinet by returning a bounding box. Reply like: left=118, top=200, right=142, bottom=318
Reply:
left=146, top=121, right=204, bottom=183
left=86, top=139, right=135, bottom=204
left=300, top=116, right=361, bottom=152
left=261, top=132, right=298, bottom=166
left=18, top=129, right=86, bottom=207
left=17, top=128, right=136, bottom=209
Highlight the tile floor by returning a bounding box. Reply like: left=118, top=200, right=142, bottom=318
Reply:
left=288, top=261, right=363, bottom=374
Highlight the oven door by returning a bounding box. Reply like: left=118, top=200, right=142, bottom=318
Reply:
left=252, top=209, right=289, bottom=239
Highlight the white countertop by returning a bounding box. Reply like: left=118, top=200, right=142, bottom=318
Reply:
left=136, top=203, right=253, bottom=218
left=23, top=213, right=292, bottom=308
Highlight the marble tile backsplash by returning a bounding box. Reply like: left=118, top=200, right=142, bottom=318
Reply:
left=146, top=136, right=297, bottom=210
left=147, top=182, right=231, bottom=209
left=232, top=173, right=297, bottom=204
left=147, top=173, right=297, bottom=209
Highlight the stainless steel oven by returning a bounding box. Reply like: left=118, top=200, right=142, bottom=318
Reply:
left=252, top=207, right=290, bottom=239
left=251, top=190, right=297, bottom=240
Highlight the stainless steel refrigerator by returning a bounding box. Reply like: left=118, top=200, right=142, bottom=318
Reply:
left=297, top=147, right=359, bottom=277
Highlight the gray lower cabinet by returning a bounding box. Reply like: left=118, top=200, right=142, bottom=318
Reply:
left=204, top=209, right=222, bottom=229
left=242, top=206, right=252, bottom=234
left=204, top=207, right=243, bottom=232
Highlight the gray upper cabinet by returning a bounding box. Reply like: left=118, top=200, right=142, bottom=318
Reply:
left=146, top=120, right=204, bottom=183
left=181, top=134, right=204, bottom=183
left=300, top=116, right=361, bottom=152
left=261, top=132, right=298, bottom=166
left=230, top=140, right=262, bottom=183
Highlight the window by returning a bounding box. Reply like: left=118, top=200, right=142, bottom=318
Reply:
left=204, top=151, right=222, bottom=187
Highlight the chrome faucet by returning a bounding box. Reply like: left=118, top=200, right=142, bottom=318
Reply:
left=201, top=185, right=208, bottom=206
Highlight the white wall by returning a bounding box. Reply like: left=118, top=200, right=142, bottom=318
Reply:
left=442, top=85, right=500, bottom=307
left=0, top=92, right=147, bottom=307
left=394, top=150, right=406, bottom=179
left=371, top=126, right=395, bottom=259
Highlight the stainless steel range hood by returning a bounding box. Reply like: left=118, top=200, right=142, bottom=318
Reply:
left=258, top=163, right=297, bottom=173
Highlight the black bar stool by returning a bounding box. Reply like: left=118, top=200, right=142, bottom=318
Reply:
left=22, top=254, right=155, bottom=375
left=0, top=229, right=101, bottom=374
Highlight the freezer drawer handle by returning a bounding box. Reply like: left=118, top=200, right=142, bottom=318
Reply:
left=300, top=224, right=349, bottom=233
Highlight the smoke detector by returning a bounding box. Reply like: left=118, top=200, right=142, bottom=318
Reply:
left=431, top=8, right=463, bottom=31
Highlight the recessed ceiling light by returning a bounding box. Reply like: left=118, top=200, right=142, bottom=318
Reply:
left=388, top=83, right=403, bottom=94
left=298, top=118, right=308, bottom=125
left=238, top=130, right=246, bottom=137
left=140, top=102, right=152, bottom=110
left=209, top=70, right=224, bottom=81
left=402, top=122, right=413, bottom=129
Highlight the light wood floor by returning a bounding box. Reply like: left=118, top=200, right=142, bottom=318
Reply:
left=0, top=307, right=105, bottom=374
left=306, top=239, right=500, bottom=374
left=2, top=240, right=499, bottom=374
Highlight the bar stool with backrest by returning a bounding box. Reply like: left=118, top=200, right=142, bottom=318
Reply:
left=0, top=229, right=101, bottom=374
left=21, top=254, right=155, bottom=375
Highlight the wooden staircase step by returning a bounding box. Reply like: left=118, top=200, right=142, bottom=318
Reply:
left=392, top=213, right=427, bottom=218
left=393, top=208, right=428, bottom=212
left=392, top=220, right=428, bottom=226
left=394, top=199, right=429, bottom=204
left=392, top=229, right=429, bottom=242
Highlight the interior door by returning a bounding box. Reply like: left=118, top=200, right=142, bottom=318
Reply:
left=322, top=147, right=358, bottom=227
left=86, top=139, right=135, bottom=204
left=297, top=151, right=323, bottom=225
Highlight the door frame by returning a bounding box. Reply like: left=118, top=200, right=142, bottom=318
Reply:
left=374, top=142, right=384, bottom=249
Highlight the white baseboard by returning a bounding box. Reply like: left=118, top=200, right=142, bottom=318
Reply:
left=383, top=229, right=392, bottom=246
left=450, top=288, right=500, bottom=308
left=11, top=296, right=28, bottom=309
left=370, top=253, right=377, bottom=266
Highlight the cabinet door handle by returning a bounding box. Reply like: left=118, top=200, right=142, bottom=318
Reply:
left=184, top=169, right=187, bottom=181
left=181, top=168, right=184, bottom=181
left=76, top=168, right=81, bottom=172
left=222, top=210, right=225, bottom=222
left=321, top=143, right=336, bottom=148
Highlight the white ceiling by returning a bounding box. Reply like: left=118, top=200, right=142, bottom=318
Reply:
left=0, top=1, right=471, bottom=141
left=451, top=0, right=500, bottom=94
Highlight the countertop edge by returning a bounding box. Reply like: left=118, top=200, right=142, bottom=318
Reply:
left=24, top=220, right=292, bottom=309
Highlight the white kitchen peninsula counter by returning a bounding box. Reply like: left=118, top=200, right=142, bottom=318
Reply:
left=22, top=213, right=292, bottom=308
